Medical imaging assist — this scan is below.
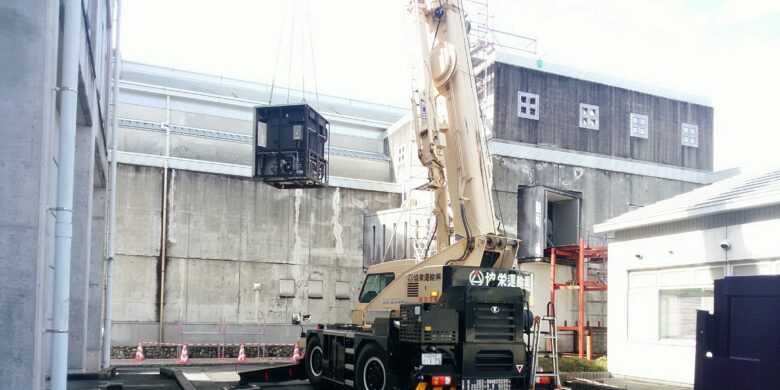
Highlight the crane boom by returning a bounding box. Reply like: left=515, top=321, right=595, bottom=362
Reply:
left=410, top=0, right=498, bottom=241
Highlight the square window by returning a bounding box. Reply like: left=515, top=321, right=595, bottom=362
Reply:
left=308, top=280, right=323, bottom=299
left=659, top=288, right=713, bottom=339
left=517, top=91, right=540, bottom=120
left=630, top=113, right=649, bottom=139
left=335, top=281, right=350, bottom=300
left=681, top=123, right=699, bottom=147
left=579, top=103, right=599, bottom=130
left=279, top=279, right=296, bottom=298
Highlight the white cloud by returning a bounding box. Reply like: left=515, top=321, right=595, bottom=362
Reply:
left=121, top=0, right=780, bottom=170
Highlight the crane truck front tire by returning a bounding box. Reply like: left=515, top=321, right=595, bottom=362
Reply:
left=305, top=337, right=327, bottom=389
left=357, top=343, right=388, bottom=390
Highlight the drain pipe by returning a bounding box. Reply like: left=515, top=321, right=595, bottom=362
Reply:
left=102, top=0, right=122, bottom=370
left=50, top=0, right=81, bottom=388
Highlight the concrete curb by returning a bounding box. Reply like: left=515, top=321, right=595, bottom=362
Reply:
left=561, top=371, right=612, bottom=382
left=112, top=358, right=293, bottom=368
left=160, top=367, right=197, bottom=390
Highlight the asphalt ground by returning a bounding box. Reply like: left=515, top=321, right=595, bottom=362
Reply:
left=68, top=364, right=690, bottom=390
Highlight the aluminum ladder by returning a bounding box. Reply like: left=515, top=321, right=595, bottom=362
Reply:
left=530, top=302, right=561, bottom=390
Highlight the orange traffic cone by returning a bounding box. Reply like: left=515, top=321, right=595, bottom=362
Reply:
left=178, top=344, right=190, bottom=364
left=133, top=342, right=145, bottom=361
left=292, top=344, right=302, bottom=362
left=237, top=344, right=247, bottom=363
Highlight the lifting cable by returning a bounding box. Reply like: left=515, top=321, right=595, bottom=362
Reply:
left=267, top=0, right=320, bottom=110
left=305, top=1, right=320, bottom=110
left=268, top=2, right=291, bottom=105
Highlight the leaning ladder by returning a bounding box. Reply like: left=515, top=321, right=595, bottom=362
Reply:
left=530, top=302, right=561, bottom=389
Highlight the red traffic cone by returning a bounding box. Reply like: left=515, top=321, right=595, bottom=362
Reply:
left=292, top=344, right=302, bottom=362
left=178, top=344, right=190, bottom=364
left=237, top=344, right=247, bottom=363
left=133, top=342, right=145, bottom=361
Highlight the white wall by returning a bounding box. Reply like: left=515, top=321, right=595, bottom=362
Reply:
left=608, top=217, right=780, bottom=384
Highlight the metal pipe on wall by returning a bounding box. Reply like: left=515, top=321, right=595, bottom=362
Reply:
left=50, top=0, right=81, bottom=387
left=158, top=95, right=171, bottom=344
left=103, top=0, right=122, bottom=370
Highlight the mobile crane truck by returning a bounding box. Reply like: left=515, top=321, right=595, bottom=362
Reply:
left=240, top=0, right=536, bottom=389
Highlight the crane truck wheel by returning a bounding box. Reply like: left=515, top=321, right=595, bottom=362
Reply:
left=356, top=343, right=388, bottom=390
left=305, top=337, right=327, bottom=389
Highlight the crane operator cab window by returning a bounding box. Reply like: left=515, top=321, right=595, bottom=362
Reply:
left=358, top=273, right=395, bottom=303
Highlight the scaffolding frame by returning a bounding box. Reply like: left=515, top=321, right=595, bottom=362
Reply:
left=549, top=237, right=607, bottom=359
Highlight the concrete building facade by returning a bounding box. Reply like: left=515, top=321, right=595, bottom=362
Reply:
left=0, top=0, right=114, bottom=386
left=595, top=168, right=780, bottom=385
left=376, top=53, right=728, bottom=353
left=108, top=53, right=729, bottom=355
left=110, top=62, right=405, bottom=346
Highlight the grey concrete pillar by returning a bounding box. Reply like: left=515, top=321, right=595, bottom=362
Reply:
left=68, top=125, right=96, bottom=371
left=86, top=181, right=107, bottom=371
left=0, top=0, right=60, bottom=387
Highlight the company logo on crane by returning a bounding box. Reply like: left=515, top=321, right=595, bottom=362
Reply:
left=469, top=270, right=484, bottom=286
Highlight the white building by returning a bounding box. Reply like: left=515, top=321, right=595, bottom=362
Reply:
left=595, top=167, right=780, bottom=385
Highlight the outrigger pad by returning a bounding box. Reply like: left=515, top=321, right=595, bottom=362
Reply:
left=237, top=361, right=307, bottom=385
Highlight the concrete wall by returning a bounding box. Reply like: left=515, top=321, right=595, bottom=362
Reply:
left=0, top=2, right=60, bottom=386
left=111, top=164, right=400, bottom=345
left=0, top=0, right=111, bottom=385
left=607, top=211, right=780, bottom=384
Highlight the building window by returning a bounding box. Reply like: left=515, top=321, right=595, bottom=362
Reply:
left=659, top=288, right=714, bottom=339
left=579, top=103, right=599, bottom=130
left=681, top=123, right=699, bottom=147
left=630, top=113, right=649, bottom=138
left=517, top=91, right=540, bottom=120
left=398, top=145, right=405, bottom=163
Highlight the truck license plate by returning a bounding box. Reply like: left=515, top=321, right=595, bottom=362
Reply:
left=462, top=378, right=512, bottom=390
left=421, top=353, right=442, bottom=365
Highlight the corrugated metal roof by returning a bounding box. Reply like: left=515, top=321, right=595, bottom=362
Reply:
left=595, top=167, right=780, bottom=232
left=119, top=118, right=253, bottom=143
left=328, top=147, right=391, bottom=162
left=495, top=52, right=712, bottom=107
left=118, top=118, right=391, bottom=161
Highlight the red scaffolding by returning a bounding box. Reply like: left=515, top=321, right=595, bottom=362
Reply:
left=549, top=237, right=607, bottom=359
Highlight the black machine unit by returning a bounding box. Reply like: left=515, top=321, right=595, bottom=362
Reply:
left=694, top=275, right=780, bottom=389
left=517, top=185, right=582, bottom=261
left=253, top=104, right=328, bottom=189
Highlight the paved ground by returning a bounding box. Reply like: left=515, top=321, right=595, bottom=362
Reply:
left=602, top=377, right=691, bottom=390
left=181, top=365, right=310, bottom=389
left=68, top=368, right=182, bottom=389
left=68, top=365, right=691, bottom=390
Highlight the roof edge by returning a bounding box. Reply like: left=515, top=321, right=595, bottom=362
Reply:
left=494, top=51, right=713, bottom=107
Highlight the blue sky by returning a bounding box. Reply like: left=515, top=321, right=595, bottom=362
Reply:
left=122, top=0, right=780, bottom=170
